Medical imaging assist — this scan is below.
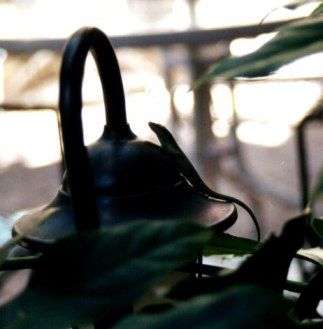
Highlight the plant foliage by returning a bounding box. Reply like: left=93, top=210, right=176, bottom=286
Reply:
left=194, top=1, right=323, bottom=87
left=2, top=4, right=323, bottom=327
left=0, top=221, right=210, bottom=328
left=180, top=2, right=323, bottom=328
left=1, top=205, right=323, bottom=328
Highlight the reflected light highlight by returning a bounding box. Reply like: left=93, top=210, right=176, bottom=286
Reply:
left=236, top=121, right=292, bottom=147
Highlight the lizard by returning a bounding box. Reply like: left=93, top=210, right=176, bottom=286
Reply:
left=149, top=121, right=261, bottom=241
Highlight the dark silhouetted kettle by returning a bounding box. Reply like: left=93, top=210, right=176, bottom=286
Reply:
left=12, top=27, right=237, bottom=252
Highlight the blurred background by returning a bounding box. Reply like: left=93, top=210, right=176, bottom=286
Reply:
left=0, top=0, right=323, bottom=243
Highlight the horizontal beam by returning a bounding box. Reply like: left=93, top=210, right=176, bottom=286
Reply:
left=0, top=20, right=290, bottom=53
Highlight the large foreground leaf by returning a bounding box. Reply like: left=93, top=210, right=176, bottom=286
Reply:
left=113, top=285, right=293, bottom=329
left=0, top=220, right=211, bottom=329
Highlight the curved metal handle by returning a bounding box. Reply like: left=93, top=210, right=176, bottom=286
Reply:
left=59, top=27, right=134, bottom=232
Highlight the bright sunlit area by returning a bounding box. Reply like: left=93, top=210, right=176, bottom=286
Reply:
left=0, top=0, right=323, bottom=241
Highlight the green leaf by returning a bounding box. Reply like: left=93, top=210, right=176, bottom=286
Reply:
left=205, top=234, right=323, bottom=268
left=113, top=285, right=293, bottom=329
left=229, top=212, right=307, bottom=292
left=205, top=215, right=323, bottom=271
left=172, top=212, right=309, bottom=299
left=205, top=233, right=323, bottom=269
left=194, top=16, right=323, bottom=86
left=204, top=233, right=261, bottom=257
left=284, top=0, right=322, bottom=10
left=0, top=220, right=211, bottom=329
left=311, top=216, right=323, bottom=238
left=311, top=3, right=323, bottom=16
